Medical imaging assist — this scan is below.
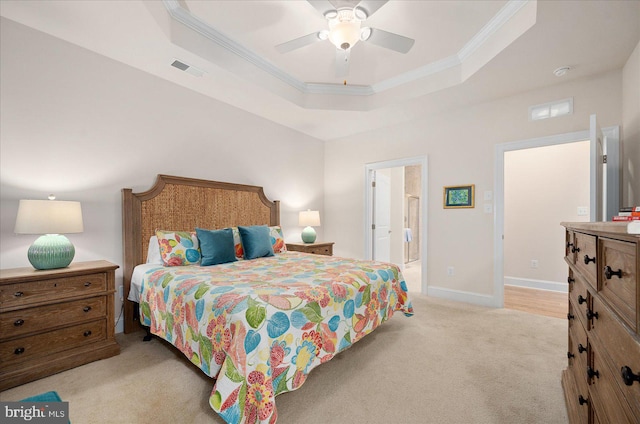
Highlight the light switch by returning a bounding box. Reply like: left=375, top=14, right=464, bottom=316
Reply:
left=484, top=191, right=493, bottom=201
left=484, top=204, right=493, bottom=213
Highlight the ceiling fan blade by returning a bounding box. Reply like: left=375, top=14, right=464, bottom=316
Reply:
left=335, top=48, right=350, bottom=78
left=276, top=32, right=322, bottom=54
left=307, top=0, right=337, bottom=16
left=366, top=28, right=414, bottom=54
left=355, top=0, right=388, bottom=18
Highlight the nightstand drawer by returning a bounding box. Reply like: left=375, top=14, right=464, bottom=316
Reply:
left=306, top=246, right=332, bottom=255
left=0, top=318, right=107, bottom=365
left=286, top=242, right=334, bottom=256
left=0, top=296, right=107, bottom=339
left=0, top=273, right=107, bottom=309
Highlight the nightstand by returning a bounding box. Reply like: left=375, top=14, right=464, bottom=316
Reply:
left=286, top=242, right=334, bottom=256
left=0, top=260, right=120, bottom=390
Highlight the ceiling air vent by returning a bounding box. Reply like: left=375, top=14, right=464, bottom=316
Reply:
left=170, top=59, right=205, bottom=77
left=529, top=98, right=573, bottom=121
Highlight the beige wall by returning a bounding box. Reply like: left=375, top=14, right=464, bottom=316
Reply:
left=0, top=19, right=325, bottom=330
left=324, top=70, right=623, bottom=302
left=504, top=142, right=590, bottom=287
left=622, top=40, right=640, bottom=207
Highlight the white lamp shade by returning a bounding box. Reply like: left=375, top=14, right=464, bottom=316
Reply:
left=14, top=200, right=84, bottom=234
left=299, top=210, right=321, bottom=227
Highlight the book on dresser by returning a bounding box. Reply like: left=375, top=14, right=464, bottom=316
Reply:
left=560, top=222, right=640, bottom=424
left=0, top=260, right=120, bottom=390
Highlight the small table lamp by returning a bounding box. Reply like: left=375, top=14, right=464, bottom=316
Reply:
left=299, top=209, right=320, bottom=243
left=14, top=198, right=84, bottom=270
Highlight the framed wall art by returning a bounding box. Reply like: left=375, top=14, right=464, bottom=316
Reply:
left=443, top=184, right=475, bottom=208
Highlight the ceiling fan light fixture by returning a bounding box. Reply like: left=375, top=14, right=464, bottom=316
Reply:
left=328, top=9, right=362, bottom=50
left=324, top=10, right=338, bottom=20
left=354, top=6, right=367, bottom=20
left=360, top=27, right=372, bottom=41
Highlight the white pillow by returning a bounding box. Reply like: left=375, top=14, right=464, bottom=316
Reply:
left=146, top=236, right=163, bottom=264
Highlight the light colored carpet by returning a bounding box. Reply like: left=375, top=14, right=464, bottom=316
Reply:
left=0, top=295, right=569, bottom=424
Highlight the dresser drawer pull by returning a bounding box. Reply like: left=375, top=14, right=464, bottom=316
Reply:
left=14, top=347, right=25, bottom=355
left=578, top=395, right=588, bottom=406
left=83, top=306, right=92, bottom=312
left=587, top=366, right=600, bottom=380
left=578, top=344, right=587, bottom=354
left=566, top=242, right=574, bottom=249
left=603, top=266, right=623, bottom=279
left=586, top=309, right=599, bottom=321
left=621, top=366, right=640, bottom=386
left=84, top=282, right=92, bottom=287
left=571, top=246, right=580, bottom=253
left=13, top=291, right=23, bottom=297
left=567, top=351, right=575, bottom=359
left=578, top=295, right=587, bottom=305
left=567, top=276, right=575, bottom=284
left=83, top=330, right=92, bottom=337
left=13, top=319, right=25, bottom=327
left=583, top=255, right=596, bottom=264
left=567, top=313, right=574, bottom=321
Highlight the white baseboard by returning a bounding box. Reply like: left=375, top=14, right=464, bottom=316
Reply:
left=504, top=276, right=568, bottom=293
left=427, top=286, right=500, bottom=308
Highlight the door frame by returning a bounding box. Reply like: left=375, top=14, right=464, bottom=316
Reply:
left=494, top=126, right=619, bottom=307
left=365, top=155, right=428, bottom=293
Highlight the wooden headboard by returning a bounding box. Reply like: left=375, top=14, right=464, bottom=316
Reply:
left=122, top=175, right=280, bottom=333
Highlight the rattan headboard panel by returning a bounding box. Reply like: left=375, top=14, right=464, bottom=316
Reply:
left=122, top=175, right=280, bottom=333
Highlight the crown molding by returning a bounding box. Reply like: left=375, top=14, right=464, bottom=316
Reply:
left=162, top=0, right=532, bottom=99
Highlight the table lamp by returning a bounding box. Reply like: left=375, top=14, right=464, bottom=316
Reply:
left=299, top=209, right=320, bottom=243
left=14, top=197, right=84, bottom=270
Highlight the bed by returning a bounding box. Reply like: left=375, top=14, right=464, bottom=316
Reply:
left=122, top=175, right=413, bottom=424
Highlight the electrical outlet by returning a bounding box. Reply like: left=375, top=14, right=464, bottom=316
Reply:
left=530, top=260, right=539, bottom=269
left=577, top=206, right=589, bottom=216
left=447, top=266, right=455, bottom=276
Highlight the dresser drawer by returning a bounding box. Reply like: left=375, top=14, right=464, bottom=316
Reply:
left=0, top=273, right=107, bottom=309
left=599, top=237, right=637, bottom=331
left=0, top=319, right=107, bottom=365
left=574, top=232, right=598, bottom=290
left=569, top=273, right=591, bottom=330
left=0, top=296, right=107, bottom=339
left=569, top=324, right=589, bottom=374
left=589, top=341, right=638, bottom=424
left=562, top=369, right=590, bottom=424
left=590, top=296, right=640, bottom=416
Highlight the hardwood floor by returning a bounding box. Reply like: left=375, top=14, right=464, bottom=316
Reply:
left=504, top=285, right=567, bottom=319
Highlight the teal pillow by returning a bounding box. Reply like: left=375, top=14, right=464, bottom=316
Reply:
left=196, top=228, right=237, bottom=266
left=238, top=225, right=274, bottom=260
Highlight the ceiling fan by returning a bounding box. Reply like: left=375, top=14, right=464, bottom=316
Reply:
left=275, top=0, right=415, bottom=78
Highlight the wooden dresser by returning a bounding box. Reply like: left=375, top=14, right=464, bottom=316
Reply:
left=286, top=242, right=334, bottom=256
left=0, top=260, right=120, bottom=390
left=561, top=222, right=640, bottom=423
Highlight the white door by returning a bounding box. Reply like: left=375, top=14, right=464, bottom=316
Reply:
left=589, top=114, right=604, bottom=222
left=373, top=171, right=391, bottom=262
left=588, top=115, right=622, bottom=222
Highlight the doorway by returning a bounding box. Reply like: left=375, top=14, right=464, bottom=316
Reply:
left=494, top=123, right=619, bottom=308
left=365, top=156, right=428, bottom=294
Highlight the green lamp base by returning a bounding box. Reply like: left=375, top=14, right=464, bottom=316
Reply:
left=301, top=226, right=317, bottom=243
left=27, top=234, right=75, bottom=270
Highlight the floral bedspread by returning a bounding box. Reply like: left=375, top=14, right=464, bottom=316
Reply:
left=138, top=251, right=413, bottom=424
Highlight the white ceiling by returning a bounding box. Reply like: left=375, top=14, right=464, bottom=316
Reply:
left=1, top=0, right=639, bottom=141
